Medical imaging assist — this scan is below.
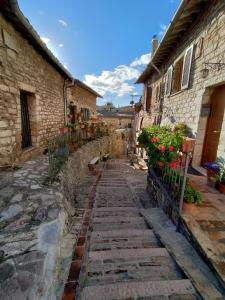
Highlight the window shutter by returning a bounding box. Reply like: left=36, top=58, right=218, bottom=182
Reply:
left=165, top=66, right=173, bottom=96
left=181, top=44, right=194, bottom=90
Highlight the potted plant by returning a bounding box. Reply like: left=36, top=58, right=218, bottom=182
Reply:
left=215, top=158, right=225, bottom=194
left=183, top=184, right=201, bottom=212
left=203, top=162, right=220, bottom=188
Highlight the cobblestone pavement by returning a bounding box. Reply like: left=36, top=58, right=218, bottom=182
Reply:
left=77, top=159, right=198, bottom=300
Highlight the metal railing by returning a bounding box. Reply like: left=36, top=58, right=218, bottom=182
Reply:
left=47, top=124, right=109, bottom=182
left=152, top=152, right=191, bottom=216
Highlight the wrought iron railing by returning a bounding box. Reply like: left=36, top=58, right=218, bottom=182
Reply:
left=46, top=124, right=109, bottom=182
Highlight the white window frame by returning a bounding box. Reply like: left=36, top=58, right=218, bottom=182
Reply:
left=181, top=44, right=194, bottom=90
left=165, top=65, right=173, bottom=96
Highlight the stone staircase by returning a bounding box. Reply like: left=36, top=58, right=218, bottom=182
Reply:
left=77, top=160, right=198, bottom=300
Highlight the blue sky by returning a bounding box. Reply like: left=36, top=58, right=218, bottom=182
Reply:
left=18, top=0, right=179, bottom=106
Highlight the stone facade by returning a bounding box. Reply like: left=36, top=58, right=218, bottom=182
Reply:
left=67, top=83, right=98, bottom=121
left=139, top=0, right=225, bottom=166
left=0, top=14, right=68, bottom=166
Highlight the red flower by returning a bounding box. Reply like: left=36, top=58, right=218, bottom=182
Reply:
left=158, top=161, right=164, bottom=168
left=169, top=145, right=174, bottom=151
left=158, top=144, right=165, bottom=151
left=169, top=162, right=177, bottom=169
left=151, top=136, right=158, bottom=142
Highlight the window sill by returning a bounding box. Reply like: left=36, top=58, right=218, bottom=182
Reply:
left=21, top=146, right=35, bottom=153
left=169, top=90, right=184, bottom=97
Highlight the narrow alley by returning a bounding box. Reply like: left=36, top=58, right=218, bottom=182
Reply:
left=63, top=159, right=224, bottom=300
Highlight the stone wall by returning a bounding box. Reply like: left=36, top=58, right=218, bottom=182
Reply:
left=101, top=116, right=133, bottom=129
left=0, top=14, right=66, bottom=166
left=144, top=0, right=225, bottom=166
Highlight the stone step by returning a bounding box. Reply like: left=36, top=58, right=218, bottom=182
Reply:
left=93, top=216, right=145, bottom=224
left=93, top=210, right=140, bottom=218
left=81, top=279, right=196, bottom=300
left=89, top=247, right=170, bottom=262
left=92, top=221, right=147, bottom=231
left=93, top=207, right=138, bottom=212
left=95, top=202, right=136, bottom=208
left=91, top=229, right=154, bottom=241
left=86, top=263, right=183, bottom=287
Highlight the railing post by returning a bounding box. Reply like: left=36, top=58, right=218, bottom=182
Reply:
left=177, top=151, right=191, bottom=231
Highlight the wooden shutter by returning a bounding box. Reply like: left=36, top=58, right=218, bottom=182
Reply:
left=181, top=44, right=194, bottom=90
left=146, top=86, right=152, bottom=112
left=165, top=66, right=173, bottom=96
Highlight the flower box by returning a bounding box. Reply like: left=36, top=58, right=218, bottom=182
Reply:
left=180, top=137, right=196, bottom=153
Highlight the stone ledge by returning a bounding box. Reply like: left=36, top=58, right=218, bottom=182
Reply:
left=140, top=208, right=224, bottom=300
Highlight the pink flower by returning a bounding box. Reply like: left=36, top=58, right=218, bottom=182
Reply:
left=151, top=136, right=158, bottom=142
left=158, top=161, right=164, bottom=168
left=158, top=144, right=166, bottom=151
left=169, top=145, right=174, bottom=151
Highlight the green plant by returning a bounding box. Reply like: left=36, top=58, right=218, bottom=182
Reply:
left=184, top=184, right=201, bottom=204
left=214, top=158, right=225, bottom=184
left=174, top=123, right=188, bottom=137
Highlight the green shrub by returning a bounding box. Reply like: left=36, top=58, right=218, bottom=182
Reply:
left=184, top=184, right=201, bottom=204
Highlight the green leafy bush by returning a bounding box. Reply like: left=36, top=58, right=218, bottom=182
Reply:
left=184, top=184, right=201, bottom=204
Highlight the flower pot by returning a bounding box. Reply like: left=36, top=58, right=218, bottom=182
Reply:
left=59, top=127, right=68, bottom=134
left=207, top=176, right=217, bottom=188
left=218, top=183, right=225, bottom=194
left=181, top=137, right=196, bottom=153
left=182, top=202, right=196, bottom=213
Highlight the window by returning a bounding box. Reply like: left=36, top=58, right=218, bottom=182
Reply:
left=181, top=44, right=194, bottom=90
left=165, top=44, right=194, bottom=96
left=146, top=86, right=152, bottom=112
left=165, top=66, right=173, bottom=96
left=171, top=56, right=184, bottom=94
left=81, top=108, right=90, bottom=121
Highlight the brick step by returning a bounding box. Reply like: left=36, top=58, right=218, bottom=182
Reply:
left=92, top=221, right=147, bottom=231
left=91, top=229, right=153, bottom=241
left=80, top=279, right=196, bottom=300
left=89, top=247, right=170, bottom=262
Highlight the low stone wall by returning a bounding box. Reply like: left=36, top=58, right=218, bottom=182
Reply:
left=146, top=168, right=179, bottom=224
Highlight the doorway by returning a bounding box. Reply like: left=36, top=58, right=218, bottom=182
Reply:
left=20, top=91, right=32, bottom=149
left=202, top=85, right=225, bottom=164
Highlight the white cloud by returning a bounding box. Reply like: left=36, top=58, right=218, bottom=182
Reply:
left=84, top=53, right=151, bottom=98
left=63, top=63, right=68, bottom=70
left=130, top=53, right=151, bottom=67
left=58, top=19, right=68, bottom=27
left=84, top=65, right=140, bottom=97
left=40, top=37, right=50, bottom=44
left=58, top=43, right=64, bottom=48
left=159, top=24, right=167, bottom=36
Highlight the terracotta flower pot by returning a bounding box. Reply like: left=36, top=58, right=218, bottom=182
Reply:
left=59, top=127, right=68, bottom=134
left=181, top=137, right=196, bottom=153
left=182, top=202, right=196, bottom=213
left=218, top=183, right=225, bottom=194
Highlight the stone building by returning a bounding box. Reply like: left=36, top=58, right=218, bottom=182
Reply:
left=136, top=0, right=225, bottom=167
left=0, top=0, right=101, bottom=166
left=98, top=110, right=134, bottom=129
left=67, top=80, right=102, bottom=123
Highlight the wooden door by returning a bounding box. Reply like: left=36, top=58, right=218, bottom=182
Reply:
left=202, top=85, right=225, bottom=163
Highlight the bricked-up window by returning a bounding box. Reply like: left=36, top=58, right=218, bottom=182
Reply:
left=171, top=56, right=184, bottom=94
left=165, top=66, right=173, bottom=96
left=81, top=108, right=90, bottom=121
left=181, top=44, right=194, bottom=90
